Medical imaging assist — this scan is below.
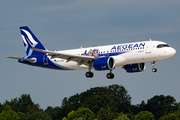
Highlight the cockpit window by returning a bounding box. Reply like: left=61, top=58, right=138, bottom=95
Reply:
left=157, top=44, right=169, bottom=48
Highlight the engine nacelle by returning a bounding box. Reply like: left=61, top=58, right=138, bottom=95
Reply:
left=93, top=57, right=115, bottom=71
left=123, top=63, right=146, bottom=73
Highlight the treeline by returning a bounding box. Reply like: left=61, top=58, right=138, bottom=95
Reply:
left=0, top=84, right=180, bottom=120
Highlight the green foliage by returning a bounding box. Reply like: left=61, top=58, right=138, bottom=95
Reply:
left=0, top=103, right=3, bottom=113
left=82, top=94, right=119, bottom=115
left=17, top=112, right=27, bottom=120
left=45, top=106, right=64, bottom=120
left=97, top=107, right=115, bottom=120
left=3, top=94, right=35, bottom=114
left=145, top=95, right=178, bottom=119
left=1, top=94, right=52, bottom=120
left=134, top=111, right=155, bottom=120
left=27, top=112, right=52, bottom=120
left=62, top=117, right=68, bottom=120
left=62, top=97, right=68, bottom=115
left=67, top=107, right=95, bottom=120
left=0, top=105, right=20, bottom=120
left=63, top=94, right=81, bottom=115
left=107, top=84, right=131, bottom=113
left=0, top=85, right=180, bottom=120
left=18, top=94, right=34, bottom=114
left=159, top=112, right=180, bottom=120
left=113, top=112, right=130, bottom=120
left=67, top=110, right=76, bottom=120
left=177, top=102, right=180, bottom=113
left=3, top=98, right=19, bottom=113
left=62, top=84, right=131, bottom=116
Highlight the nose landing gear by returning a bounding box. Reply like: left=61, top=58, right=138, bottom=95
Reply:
left=151, top=61, right=157, bottom=72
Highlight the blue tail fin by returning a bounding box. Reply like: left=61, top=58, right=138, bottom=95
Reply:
left=20, top=26, right=46, bottom=56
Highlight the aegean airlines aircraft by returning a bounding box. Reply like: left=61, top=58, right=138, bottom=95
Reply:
left=7, top=26, right=176, bottom=79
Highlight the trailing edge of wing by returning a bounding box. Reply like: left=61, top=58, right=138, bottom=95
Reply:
left=6, top=56, right=36, bottom=63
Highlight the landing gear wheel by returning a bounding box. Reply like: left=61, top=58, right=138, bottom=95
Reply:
left=106, top=73, right=114, bottom=79
left=152, top=68, right=157, bottom=72
left=85, top=72, right=94, bottom=78
left=151, top=61, right=157, bottom=73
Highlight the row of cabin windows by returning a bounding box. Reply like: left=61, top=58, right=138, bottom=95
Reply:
left=79, top=47, right=145, bottom=55
left=101, top=47, right=145, bottom=54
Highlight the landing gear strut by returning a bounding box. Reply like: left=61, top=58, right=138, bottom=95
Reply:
left=85, top=64, right=94, bottom=78
left=106, top=69, right=114, bottom=79
left=151, top=61, right=157, bottom=72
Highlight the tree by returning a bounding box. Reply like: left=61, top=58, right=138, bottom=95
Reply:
left=18, top=94, right=34, bottom=114
left=82, top=95, right=119, bottom=115
left=0, top=103, right=3, bottom=113
left=97, top=107, right=115, bottom=120
left=62, top=84, right=131, bottom=116
left=134, top=111, right=155, bottom=120
left=145, top=95, right=178, bottom=119
left=26, top=103, right=43, bottom=115
left=159, top=113, right=180, bottom=120
left=113, top=112, right=130, bottom=120
left=61, top=97, right=68, bottom=115
left=107, top=84, right=131, bottom=113
left=3, top=98, right=19, bottom=113
left=64, top=94, right=81, bottom=115
left=17, top=112, right=27, bottom=120
left=67, top=110, right=76, bottom=120
left=27, top=112, right=52, bottom=120
left=0, top=105, right=20, bottom=120
left=45, top=106, right=64, bottom=120
left=67, top=107, right=95, bottom=120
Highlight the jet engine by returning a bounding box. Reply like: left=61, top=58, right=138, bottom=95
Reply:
left=123, top=63, right=146, bottom=73
left=93, top=57, right=115, bottom=71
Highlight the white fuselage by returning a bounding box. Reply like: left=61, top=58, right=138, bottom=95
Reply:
left=49, top=41, right=176, bottom=70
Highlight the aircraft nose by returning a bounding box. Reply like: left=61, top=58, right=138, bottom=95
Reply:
left=169, top=48, right=176, bottom=57
left=171, top=48, right=176, bottom=56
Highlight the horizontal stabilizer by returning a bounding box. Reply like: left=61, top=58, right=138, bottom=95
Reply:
left=6, top=56, right=36, bottom=63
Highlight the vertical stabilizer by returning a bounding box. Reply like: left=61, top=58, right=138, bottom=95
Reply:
left=20, top=26, right=46, bottom=56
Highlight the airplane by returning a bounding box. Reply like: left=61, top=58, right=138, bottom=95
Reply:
left=7, top=26, right=176, bottom=79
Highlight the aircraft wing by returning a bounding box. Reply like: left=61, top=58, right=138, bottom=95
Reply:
left=37, top=48, right=94, bottom=65
left=26, top=39, right=95, bottom=66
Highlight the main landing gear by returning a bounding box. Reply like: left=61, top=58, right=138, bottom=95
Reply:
left=151, top=61, right=157, bottom=72
left=85, top=71, right=94, bottom=78
left=85, top=65, right=94, bottom=78
left=106, top=70, right=114, bottom=79
left=85, top=65, right=115, bottom=79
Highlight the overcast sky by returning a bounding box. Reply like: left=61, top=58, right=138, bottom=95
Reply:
left=1, top=0, right=180, bottom=109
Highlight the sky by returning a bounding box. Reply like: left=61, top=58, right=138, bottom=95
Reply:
left=1, top=0, right=180, bottom=110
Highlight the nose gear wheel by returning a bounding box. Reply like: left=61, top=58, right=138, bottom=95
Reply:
left=151, top=61, right=157, bottom=72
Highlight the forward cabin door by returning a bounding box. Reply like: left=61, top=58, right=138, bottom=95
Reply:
left=145, top=41, right=153, bottom=61
left=146, top=41, right=152, bottom=54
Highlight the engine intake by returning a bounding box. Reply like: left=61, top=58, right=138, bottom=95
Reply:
left=93, top=57, right=115, bottom=71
